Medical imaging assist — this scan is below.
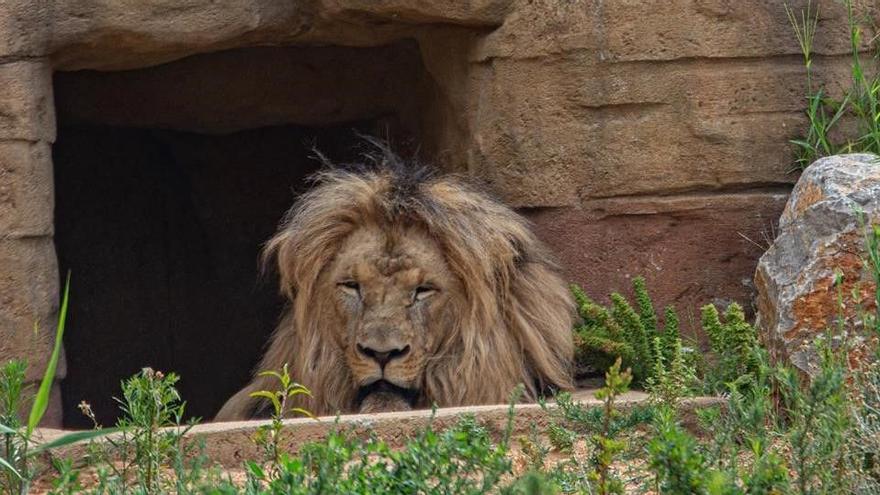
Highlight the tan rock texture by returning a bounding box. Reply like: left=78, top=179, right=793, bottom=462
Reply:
left=0, top=237, right=62, bottom=380
left=0, top=0, right=876, bottom=423
left=0, top=141, right=53, bottom=238
left=756, top=154, right=880, bottom=374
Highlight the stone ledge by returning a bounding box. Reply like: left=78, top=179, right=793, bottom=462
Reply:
left=38, top=391, right=723, bottom=468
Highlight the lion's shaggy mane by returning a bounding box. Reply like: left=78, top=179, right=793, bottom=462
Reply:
left=217, top=158, right=574, bottom=420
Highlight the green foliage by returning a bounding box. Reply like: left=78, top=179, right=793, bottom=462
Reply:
left=1, top=360, right=27, bottom=430
left=633, top=277, right=658, bottom=336
left=588, top=358, right=632, bottom=495
left=787, top=0, right=880, bottom=167
left=552, top=391, right=654, bottom=439
left=701, top=302, right=760, bottom=395
left=645, top=337, right=698, bottom=409
left=545, top=423, right=576, bottom=454
left=73, top=367, right=196, bottom=494
left=661, top=306, right=681, bottom=367
left=648, top=406, right=711, bottom=494
left=610, top=293, right=654, bottom=384
left=864, top=222, right=880, bottom=337
left=504, top=471, right=558, bottom=495
left=571, top=284, right=636, bottom=377
left=249, top=363, right=313, bottom=477
left=571, top=278, right=683, bottom=387
left=778, top=344, right=851, bottom=495
left=0, top=275, right=117, bottom=495
left=245, top=414, right=513, bottom=495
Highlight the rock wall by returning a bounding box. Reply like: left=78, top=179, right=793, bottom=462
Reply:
left=0, top=0, right=877, bottom=423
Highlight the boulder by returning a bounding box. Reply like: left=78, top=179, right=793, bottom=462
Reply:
left=756, top=153, right=880, bottom=374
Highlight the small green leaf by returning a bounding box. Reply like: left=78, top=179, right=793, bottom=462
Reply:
left=288, top=407, right=316, bottom=419
left=256, top=370, right=284, bottom=381
left=287, top=386, right=312, bottom=398
left=249, top=390, right=281, bottom=414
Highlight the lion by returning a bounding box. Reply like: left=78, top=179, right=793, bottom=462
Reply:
left=215, top=152, right=574, bottom=421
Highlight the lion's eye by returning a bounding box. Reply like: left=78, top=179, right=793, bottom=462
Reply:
left=413, top=285, right=437, bottom=302
left=338, top=281, right=360, bottom=296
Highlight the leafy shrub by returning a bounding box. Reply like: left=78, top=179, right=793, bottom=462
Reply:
left=648, top=406, right=711, bottom=494
left=248, top=414, right=513, bottom=495
left=646, top=336, right=698, bottom=409
left=700, top=302, right=761, bottom=395
left=571, top=278, right=683, bottom=386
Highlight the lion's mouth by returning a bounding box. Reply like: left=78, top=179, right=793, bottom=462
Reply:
left=356, top=379, right=419, bottom=411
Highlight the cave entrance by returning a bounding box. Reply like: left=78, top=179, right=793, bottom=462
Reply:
left=52, top=41, right=437, bottom=427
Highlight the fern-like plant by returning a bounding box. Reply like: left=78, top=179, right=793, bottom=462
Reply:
left=701, top=302, right=760, bottom=394
left=571, top=284, right=636, bottom=378
left=571, top=278, right=682, bottom=386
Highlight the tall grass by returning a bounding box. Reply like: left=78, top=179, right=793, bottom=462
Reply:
left=0, top=274, right=118, bottom=494
left=788, top=0, right=880, bottom=167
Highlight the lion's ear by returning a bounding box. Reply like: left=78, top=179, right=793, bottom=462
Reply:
left=262, top=228, right=298, bottom=300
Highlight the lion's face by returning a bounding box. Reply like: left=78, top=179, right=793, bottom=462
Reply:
left=324, top=225, right=461, bottom=412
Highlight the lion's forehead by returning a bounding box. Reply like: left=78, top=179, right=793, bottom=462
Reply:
left=334, top=225, right=451, bottom=284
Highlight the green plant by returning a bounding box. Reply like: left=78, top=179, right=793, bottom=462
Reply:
left=777, top=344, right=851, bottom=495
left=571, top=284, right=636, bottom=376
left=504, top=471, right=558, bottom=495
left=648, top=406, right=712, bottom=494
left=701, top=302, right=760, bottom=394
left=249, top=363, right=314, bottom=476
left=545, top=422, right=576, bottom=454
left=0, top=274, right=116, bottom=495
left=244, top=410, right=514, bottom=494
left=572, top=278, right=681, bottom=386
left=787, top=0, right=880, bottom=167
left=863, top=222, right=880, bottom=337
left=645, top=336, right=698, bottom=409
left=114, top=368, right=193, bottom=492
left=518, top=423, right=551, bottom=472
left=588, top=357, right=631, bottom=495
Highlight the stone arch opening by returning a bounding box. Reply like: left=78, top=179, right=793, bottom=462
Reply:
left=51, top=41, right=444, bottom=427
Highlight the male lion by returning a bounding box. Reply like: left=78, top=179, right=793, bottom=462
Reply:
left=216, top=153, right=574, bottom=420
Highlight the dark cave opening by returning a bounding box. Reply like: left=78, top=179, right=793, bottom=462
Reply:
left=52, top=41, right=432, bottom=427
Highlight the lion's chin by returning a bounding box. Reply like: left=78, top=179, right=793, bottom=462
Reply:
left=356, top=380, right=419, bottom=414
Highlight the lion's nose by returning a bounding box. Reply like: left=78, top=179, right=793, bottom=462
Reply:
left=357, top=343, right=410, bottom=367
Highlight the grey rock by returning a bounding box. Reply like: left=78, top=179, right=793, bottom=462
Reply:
left=756, top=153, right=880, bottom=374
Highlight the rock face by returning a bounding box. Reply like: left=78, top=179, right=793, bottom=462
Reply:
left=756, top=154, right=880, bottom=374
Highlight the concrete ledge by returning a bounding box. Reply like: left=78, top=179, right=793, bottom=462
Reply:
left=38, top=391, right=723, bottom=468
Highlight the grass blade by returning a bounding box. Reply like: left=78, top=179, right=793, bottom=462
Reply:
left=0, top=455, right=22, bottom=480
left=27, top=272, right=71, bottom=437
left=29, top=427, right=123, bottom=455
